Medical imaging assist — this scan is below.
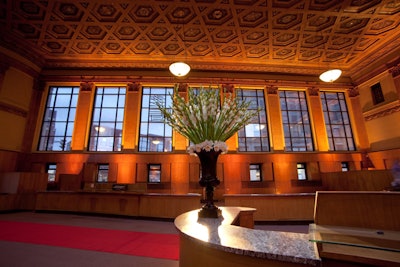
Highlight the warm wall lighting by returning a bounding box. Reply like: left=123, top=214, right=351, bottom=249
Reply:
left=169, top=62, right=191, bottom=77
left=319, top=69, right=342, bottom=82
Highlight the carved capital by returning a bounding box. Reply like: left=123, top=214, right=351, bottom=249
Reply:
left=348, top=86, right=359, bottom=97
left=307, top=86, right=319, bottom=96
left=222, top=83, right=234, bottom=93
left=177, top=83, right=188, bottom=92
left=80, top=82, right=94, bottom=92
left=127, top=82, right=141, bottom=92
left=32, top=78, right=46, bottom=91
left=266, top=85, right=278, bottom=95
left=389, top=64, right=400, bottom=78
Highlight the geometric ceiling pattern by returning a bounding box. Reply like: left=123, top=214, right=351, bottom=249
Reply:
left=0, top=0, right=399, bottom=83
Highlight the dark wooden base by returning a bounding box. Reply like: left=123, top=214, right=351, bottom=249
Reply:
left=198, top=205, right=222, bottom=218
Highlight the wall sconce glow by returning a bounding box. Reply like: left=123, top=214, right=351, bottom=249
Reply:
left=169, top=62, right=191, bottom=77
left=152, top=140, right=160, bottom=145
left=319, top=69, right=342, bottom=83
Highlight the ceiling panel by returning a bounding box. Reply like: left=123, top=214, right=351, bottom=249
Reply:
left=0, top=0, right=399, bottom=83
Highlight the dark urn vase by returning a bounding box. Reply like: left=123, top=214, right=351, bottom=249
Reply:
left=196, top=149, right=222, bottom=218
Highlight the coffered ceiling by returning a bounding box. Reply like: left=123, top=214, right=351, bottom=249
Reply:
left=0, top=0, right=399, bottom=84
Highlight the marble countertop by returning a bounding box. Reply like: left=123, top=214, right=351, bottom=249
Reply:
left=175, top=206, right=321, bottom=266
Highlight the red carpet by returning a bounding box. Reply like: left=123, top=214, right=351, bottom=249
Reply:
left=0, top=221, right=179, bottom=260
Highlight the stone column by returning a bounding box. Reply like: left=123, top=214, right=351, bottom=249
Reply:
left=122, top=82, right=141, bottom=151
left=222, top=83, right=237, bottom=151
left=71, top=82, right=95, bottom=151
left=307, top=87, right=329, bottom=151
left=174, top=83, right=189, bottom=151
left=347, top=87, right=370, bottom=150
left=265, top=85, right=284, bottom=151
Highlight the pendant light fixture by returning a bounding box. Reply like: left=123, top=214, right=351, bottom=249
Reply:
left=169, top=61, right=190, bottom=77
left=319, top=69, right=342, bottom=83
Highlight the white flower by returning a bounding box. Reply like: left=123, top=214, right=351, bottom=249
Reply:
left=155, top=85, right=259, bottom=155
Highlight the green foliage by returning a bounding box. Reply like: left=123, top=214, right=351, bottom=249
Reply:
left=156, top=86, right=259, bottom=145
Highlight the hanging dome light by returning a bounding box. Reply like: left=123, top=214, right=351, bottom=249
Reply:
left=319, top=69, right=342, bottom=82
left=169, top=62, right=191, bottom=77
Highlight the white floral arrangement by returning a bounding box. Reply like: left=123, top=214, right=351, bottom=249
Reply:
left=156, top=86, right=258, bottom=155
left=187, top=140, right=228, bottom=155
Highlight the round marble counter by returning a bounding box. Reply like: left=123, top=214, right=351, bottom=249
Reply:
left=174, top=206, right=321, bottom=267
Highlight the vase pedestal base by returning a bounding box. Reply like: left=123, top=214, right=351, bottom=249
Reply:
left=198, top=205, right=222, bottom=218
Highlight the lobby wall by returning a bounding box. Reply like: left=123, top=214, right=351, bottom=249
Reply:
left=0, top=51, right=399, bottom=196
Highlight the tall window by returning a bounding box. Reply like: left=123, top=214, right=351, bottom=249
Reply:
left=237, top=89, right=269, bottom=152
left=320, top=92, right=355, bottom=151
left=38, top=86, right=79, bottom=151
left=88, top=87, right=126, bottom=151
left=280, top=90, right=314, bottom=151
left=97, top=164, right=109, bottom=183
left=139, top=87, right=173, bottom=152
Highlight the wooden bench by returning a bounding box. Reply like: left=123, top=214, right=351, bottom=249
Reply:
left=311, top=191, right=400, bottom=266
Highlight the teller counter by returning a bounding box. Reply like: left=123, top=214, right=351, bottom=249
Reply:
left=35, top=191, right=202, bottom=219
left=174, top=207, right=321, bottom=267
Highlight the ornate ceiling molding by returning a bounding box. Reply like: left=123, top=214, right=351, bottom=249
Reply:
left=1, top=0, right=398, bottom=84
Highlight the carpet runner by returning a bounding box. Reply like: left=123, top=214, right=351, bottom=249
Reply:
left=0, top=221, right=179, bottom=260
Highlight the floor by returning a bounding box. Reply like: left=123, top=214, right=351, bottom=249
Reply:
left=0, top=211, right=309, bottom=267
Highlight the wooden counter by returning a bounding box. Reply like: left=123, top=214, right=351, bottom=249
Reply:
left=224, top=193, right=315, bottom=222
left=35, top=191, right=202, bottom=219
left=174, top=207, right=321, bottom=267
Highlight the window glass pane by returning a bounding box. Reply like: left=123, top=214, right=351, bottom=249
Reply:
left=89, top=87, right=126, bottom=152
left=320, top=92, right=355, bottom=151
left=297, top=163, right=307, bottom=180
left=102, top=95, right=118, bottom=107
left=236, top=89, right=270, bottom=152
left=148, top=164, right=161, bottom=183
left=38, top=86, right=79, bottom=151
left=97, top=164, right=109, bottom=183
left=139, top=87, right=173, bottom=152
left=280, top=90, right=314, bottom=152
left=53, top=122, right=66, bottom=135
left=250, top=164, right=262, bottom=181
left=54, top=95, right=70, bottom=106
left=341, top=162, right=349, bottom=172
left=46, top=163, right=57, bottom=182
left=100, top=108, right=117, bottom=121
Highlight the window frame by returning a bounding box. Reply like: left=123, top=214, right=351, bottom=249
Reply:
left=320, top=91, right=355, bottom=151
left=88, top=86, right=126, bottom=152
left=38, top=86, right=79, bottom=151
left=97, top=164, right=109, bottom=183
left=279, top=90, right=314, bottom=152
left=46, top=163, right=57, bottom=182
left=148, top=164, right=162, bottom=183
left=138, top=87, right=173, bottom=152
left=236, top=88, right=270, bottom=152
left=341, top=162, right=349, bottom=172
left=249, top=163, right=262, bottom=182
left=297, top=162, right=307, bottom=180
